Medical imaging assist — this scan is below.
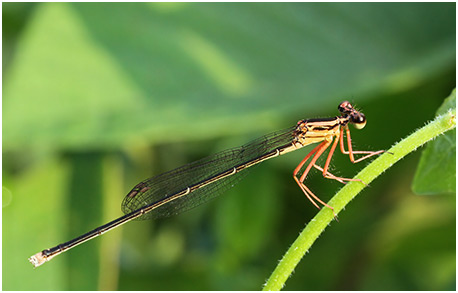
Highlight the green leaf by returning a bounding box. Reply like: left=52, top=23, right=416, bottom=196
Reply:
left=3, top=3, right=455, bottom=151
left=412, top=89, right=456, bottom=195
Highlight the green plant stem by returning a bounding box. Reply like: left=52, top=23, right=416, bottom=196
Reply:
left=263, top=108, right=456, bottom=291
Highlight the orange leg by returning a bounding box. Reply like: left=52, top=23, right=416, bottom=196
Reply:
left=293, top=176, right=321, bottom=210
left=293, top=127, right=383, bottom=220
left=340, top=126, right=384, bottom=163
left=294, top=175, right=338, bottom=221
left=293, top=139, right=338, bottom=219
left=317, top=128, right=366, bottom=185
left=293, top=142, right=324, bottom=176
left=312, top=164, right=353, bottom=184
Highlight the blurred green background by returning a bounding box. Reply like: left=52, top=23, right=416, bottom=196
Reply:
left=3, top=2, right=455, bottom=290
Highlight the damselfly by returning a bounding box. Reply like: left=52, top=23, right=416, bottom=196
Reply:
left=29, top=101, right=383, bottom=267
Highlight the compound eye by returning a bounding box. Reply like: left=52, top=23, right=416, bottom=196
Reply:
left=352, top=113, right=366, bottom=129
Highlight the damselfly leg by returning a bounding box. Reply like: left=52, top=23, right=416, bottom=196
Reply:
left=340, top=125, right=385, bottom=163
left=293, top=123, right=384, bottom=219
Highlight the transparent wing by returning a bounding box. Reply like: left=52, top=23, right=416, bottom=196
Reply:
left=121, top=126, right=296, bottom=220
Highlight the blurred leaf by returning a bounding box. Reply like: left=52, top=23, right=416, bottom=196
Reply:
left=3, top=3, right=455, bottom=151
left=66, top=153, right=103, bottom=290
left=412, top=89, right=456, bottom=195
left=3, top=158, right=68, bottom=290
left=361, top=193, right=456, bottom=290
left=212, top=166, right=281, bottom=269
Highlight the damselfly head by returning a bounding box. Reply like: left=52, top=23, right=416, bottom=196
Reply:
left=338, top=101, right=366, bottom=129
